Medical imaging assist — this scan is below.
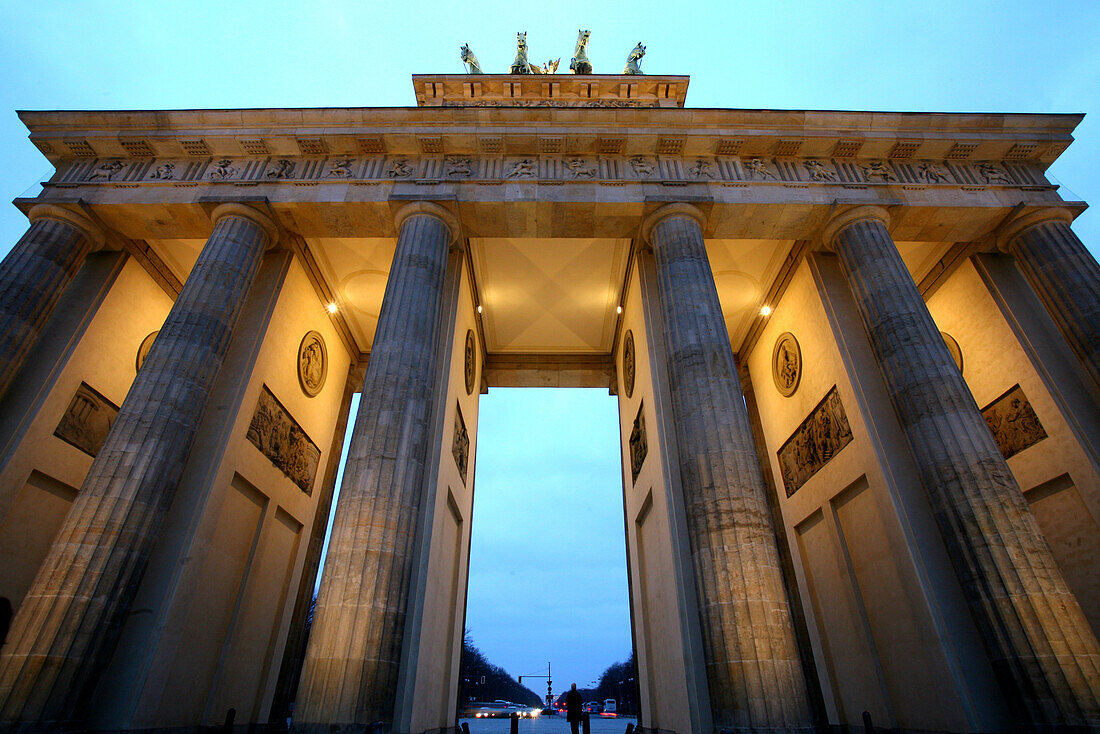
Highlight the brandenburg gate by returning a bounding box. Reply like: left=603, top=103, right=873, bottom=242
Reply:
left=0, top=44, right=1098, bottom=733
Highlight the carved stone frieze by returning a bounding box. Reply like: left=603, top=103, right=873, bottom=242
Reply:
left=777, top=386, right=854, bottom=496
left=981, top=384, right=1047, bottom=459
left=629, top=401, right=647, bottom=483
left=246, top=384, right=321, bottom=494
left=452, top=401, right=469, bottom=484
left=57, top=152, right=1043, bottom=191
left=54, top=382, right=119, bottom=457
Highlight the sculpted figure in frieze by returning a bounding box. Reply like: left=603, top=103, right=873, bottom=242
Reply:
left=805, top=159, right=836, bottom=181
left=918, top=161, right=950, bottom=183
left=328, top=158, right=354, bottom=178
left=688, top=158, right=715, bottom=179
left=209, top=158, right=238, bottom=180
left=505, top=157, right=537, bottom=179
left=266, top=159, right=296, bottom=179
left=744, top=157, right=777, bottom=180
left=541, top=58, right=561, bottom=74
left=570, top=29, right=592, bottom=74
left=387, top=158, right=415, bottom=178
left=445, top=155, right=472, bottom=178
left=979, top=161, right=1013, bottom=184
left=630, top=156, right=656, bottom=177
left=150, top=162, right=175, bottom=180
left=622, top=42, right=646, bottom=75
left=862, top=160, right=894, bottom=182
left=460, top=43, right=483, bottom=74
left=564, top=156, right=597, bottom=179
left=87, top=160, right=124, bottom=181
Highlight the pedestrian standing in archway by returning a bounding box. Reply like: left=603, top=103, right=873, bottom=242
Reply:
left=566, top=683, right=583, bottom=734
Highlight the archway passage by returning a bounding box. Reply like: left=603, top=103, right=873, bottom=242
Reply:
left=462, top=387, right=633, bottom=720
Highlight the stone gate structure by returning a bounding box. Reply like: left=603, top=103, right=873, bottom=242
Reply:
left=0, top=71, right=1098, bottom=733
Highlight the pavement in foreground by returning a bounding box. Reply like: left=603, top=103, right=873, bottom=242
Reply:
left=459, top=716, right=637, bottom=733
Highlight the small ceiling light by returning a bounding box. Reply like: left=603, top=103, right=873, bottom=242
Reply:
left=477, top=305, right=483, bottom=314
left=760, top=305, right=772, bottom=317
left=326, top=302, right=338, bottom=314
left=617, top=305, right=622, bottom=314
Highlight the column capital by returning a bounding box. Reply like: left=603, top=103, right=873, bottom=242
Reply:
left=210, top=202, right=279, bottom=247
left=821, top=205, right=891, bottom=251
left=393, top=201, right=461, bottom=243
left=640, top=202, right=707, bottom=246
left=996, top=207, right=1074, bottom=253
left=28, top=204, right=105, bottom=248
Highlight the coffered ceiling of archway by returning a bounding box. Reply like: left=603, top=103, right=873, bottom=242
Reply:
left=143, top=235, right=956, bottom=359
left=469, top=237, right=631, bottom=354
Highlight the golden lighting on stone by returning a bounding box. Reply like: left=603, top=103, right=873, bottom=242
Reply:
left=760, top=305, right=772, bottom=316
left=326, top=302, right=338, bottom=314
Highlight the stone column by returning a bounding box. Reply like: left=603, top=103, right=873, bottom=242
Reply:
left=641, top=204, right=811, bottom=732
left=0, top=205, right=104, bottom=401
left=0, top=203, right=277, bottom=726
left=824, top=206, right=1100, bottom=728
left=1001, top=208, right=1100, bottom=392
left=295, top=202, right=458, bottom=731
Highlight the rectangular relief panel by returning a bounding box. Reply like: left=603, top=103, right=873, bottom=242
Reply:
left=54, top=381, right=119, bottom=457
left=246, top=384, right=320, bottom=495
left=777, top=386, right=853, bottom=496
left=980, top=383, right=1047, bottom=459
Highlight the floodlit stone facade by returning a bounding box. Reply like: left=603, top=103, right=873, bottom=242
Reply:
left=0, top=72, right=1097, bottom=733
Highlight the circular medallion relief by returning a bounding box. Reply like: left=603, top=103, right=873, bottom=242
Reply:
left=464, top=330, right=476, bottom=395
left=772, top=332, right=802, bottom=397
left=297, top=331, right=328, bottom=397
left=941, top=331, right=963, bottom=374
left=136, top=330, right=159, bottom=372
left=623, top=330, right=636, bottom=399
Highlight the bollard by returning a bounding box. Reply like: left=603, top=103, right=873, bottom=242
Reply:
left=510, top=712, right=519, bottom=734
left=222, top=707, right=235, bottom=733
left=582, top=711, right=591, bottom=734
left=862, top=710, right=874, bottom=733
left=625, top=723, right=635, bottom=734
left=461, top=723, right=470, bottom=734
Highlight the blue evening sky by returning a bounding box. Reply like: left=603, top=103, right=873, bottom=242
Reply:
left=1, top=0, right=1098, bottom=695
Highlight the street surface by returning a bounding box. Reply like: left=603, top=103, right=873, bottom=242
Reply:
left=459, top=716, right=637, bottom=733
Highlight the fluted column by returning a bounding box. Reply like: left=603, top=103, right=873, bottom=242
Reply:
left=296, top=202, right=458, bottom=730
left=0, top=203, right=277, bottom=726
left=0, top=205, right=105, bottom=401
left=642, top=204, right=811, bottom=732
left=1001, top=208, right=1100, bottom=392
left=825, top=206, right=1100, bottom=728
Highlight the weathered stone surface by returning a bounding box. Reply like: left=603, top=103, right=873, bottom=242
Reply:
left=0, top=207, right=101, bottom=400
left=645, top=205, right=811, bottom=731
left=0, top=206, right=274, bottom=725
left=1005, top=211, right=1100, bottom=393
left=295, top=207, right=454, bottom=729
left=827, top=208, right=1100, bottom=728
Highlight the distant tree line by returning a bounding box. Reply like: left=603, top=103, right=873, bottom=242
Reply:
left=554, top=653, right=638, bottom=715
left=457, top=632, right=542, bottom=706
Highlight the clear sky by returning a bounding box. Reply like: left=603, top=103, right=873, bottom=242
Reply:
left=1, top=0, right=1099, bottom=700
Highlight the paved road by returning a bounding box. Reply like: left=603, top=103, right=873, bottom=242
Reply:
left=459, top=716, right=637, bottom=733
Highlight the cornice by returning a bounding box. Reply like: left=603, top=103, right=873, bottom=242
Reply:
left=18, top=107, right=1082, bottom=170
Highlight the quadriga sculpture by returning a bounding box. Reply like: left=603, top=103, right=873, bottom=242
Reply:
left=569, top=29, right=592, bottom=74
left=623, top=42, right=645, bottom=75
left=460, top=43, right=482, bottom=74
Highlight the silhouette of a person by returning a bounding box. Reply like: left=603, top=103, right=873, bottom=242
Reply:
left=566, top=682, right=584, bottom=734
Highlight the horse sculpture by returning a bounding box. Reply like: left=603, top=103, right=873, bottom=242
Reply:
left=511, top=32, right=534, bottom=74
left=623, top=42, right=645, bottom=75
left=569, top=29, right=592, bottom=74
left=460, top=44, right=483, bottom=74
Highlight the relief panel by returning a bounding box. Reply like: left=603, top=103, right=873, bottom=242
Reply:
left=54, top=381, right=120, bottom=457
left=245, top=385, right=321, bottom=495
left=777, top=386, right=854, bottom=496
